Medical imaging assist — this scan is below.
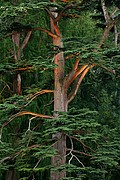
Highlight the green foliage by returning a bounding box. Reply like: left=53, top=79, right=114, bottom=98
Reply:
left=0, top=0, right=120, bottom=179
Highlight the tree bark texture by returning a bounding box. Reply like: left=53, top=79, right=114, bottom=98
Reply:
left=50, top=2, right=67, bottom=179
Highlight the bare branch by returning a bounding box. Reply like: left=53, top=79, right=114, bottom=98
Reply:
left=23, top=90, right=54, bottom=108
left=114, top=25, right=119, bottom=48
left=33, top=27, right=58, bottom=38
left=98, top=23, right=114, bottom=48
left=63, top=64, right=88, bottom=92
left=55, top=4, right=75, bottom=23
left=6, top=28, right=57, bottom=39
left=101, top=65, right=116, bottom=74
left=21, top=30, right=32, bottom=50
left=67, top=135, right=95, bottom=153
left=101, top=0, right=110, bottom=23
left=66, top=148, right=93, bottom=158
left=2, top=111, right=54, bottom=128
left=99, top=2, right=120, bottom=48
left=0, top=157, right=11, bottom=164
left=68, top=64, right=96, bottom=104
left=45, top=7, right=55, bottom=20
left=74, top=58, right=80, bottom=71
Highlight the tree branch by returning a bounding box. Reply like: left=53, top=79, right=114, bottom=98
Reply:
left=21, top=30, right=32, bottom=50
left=63, top=64, right=88, bottom=92
left=23, top=90, right=54, bottom=109
left=2, top=111, right=54, bottom=128
left=67, top=135, right=95, bottom=153
left=73, top=57, right=80, bottom=71
left=99, top=1, right=120, bottom=48
left=98, top=17, right=120, bottom=48
left=55, top=4, right=74, bottom=23
left=33, top=27, right=58, bottom=38
left=68, top=64, right=96, bottom=104
left=101, top=0, right=110, bottom=23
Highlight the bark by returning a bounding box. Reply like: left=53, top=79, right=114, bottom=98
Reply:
left=12, top=32, right=22, bottom=95
left=12, top=30, right=32, bottom=95
left=5, top=169, right=18, bottom=180
left=50, top=1, right=67, bottom=179
left=5, top=29, right=32, bottom=180
left=99, top=0, right=120, bottom=48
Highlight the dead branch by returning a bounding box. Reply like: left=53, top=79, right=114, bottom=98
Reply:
left=101, top=65, right=116, bottom=74
left=21, top=30, right=32, bottom=50
left=101, top=0, right=110, bottom=23
left=99, top=0, right=120, bottom=48
left=67, top=135, right=95, bottom=153
left=66, top=148, right=93, bottom=158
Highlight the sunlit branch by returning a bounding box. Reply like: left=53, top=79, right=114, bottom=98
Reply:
left=13, top=66, right=33, bottom=71
left=68, top=64, right=96, bottom=104
left=2, top=111, right=54, bottom=128
left=65, top=52, right=80, bottom=60
left=6, top=28, right=57, bottom=39
left=63, top=64, right=88, bottom=91
left=73, top=58, right=80, bottom=71
left=23, top=90, right=54, bottom=108
left=33, top=28, right=58, bottom=38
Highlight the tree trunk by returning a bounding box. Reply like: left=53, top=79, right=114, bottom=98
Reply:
left=12, top=32, right=22, bottom=95
left=50, top=2, right=67, bottom=179
left=5, top=169, right=18, bottom=180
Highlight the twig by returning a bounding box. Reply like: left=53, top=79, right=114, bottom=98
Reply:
left=67, top=135, right=95, bottom=153
left=33, top=159, right=41, bottom=169
left=22, top=90, right=54, bottom=109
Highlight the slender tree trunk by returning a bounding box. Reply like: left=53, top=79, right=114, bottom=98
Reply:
left=50, top=2, right=67, bottom=179
left=12, top=32, right=22, bottom=95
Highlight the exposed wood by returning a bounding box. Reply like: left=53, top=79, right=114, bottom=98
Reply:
left=21, top=30, right=32, bottom=50
left=63, top=64, right=88, bottom=92
left=101, top=0, right=110, bottom=23
left=99, top=0, right=120, bottom=48
left=68, top=64, right=96, bottom=103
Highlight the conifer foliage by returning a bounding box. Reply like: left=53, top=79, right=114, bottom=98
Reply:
left=0, top=0, right=120, bottom=179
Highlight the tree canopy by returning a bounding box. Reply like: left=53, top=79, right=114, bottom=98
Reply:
left=0, top=0, right=120, bottom=180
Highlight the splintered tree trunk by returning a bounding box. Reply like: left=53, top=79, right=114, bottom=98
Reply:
left=50, top=2, right=67, bottom=180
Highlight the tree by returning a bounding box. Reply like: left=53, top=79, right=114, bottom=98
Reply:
left=0, top=0, right=120, bottom=180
